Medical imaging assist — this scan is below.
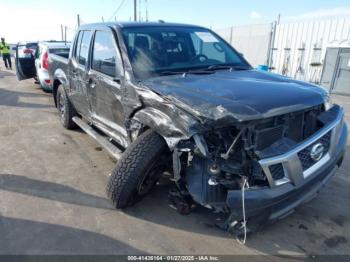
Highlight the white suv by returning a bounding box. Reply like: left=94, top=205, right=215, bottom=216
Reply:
left=34, top=41, right=70, bottom=92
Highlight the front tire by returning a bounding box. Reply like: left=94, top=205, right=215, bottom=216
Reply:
left=107, top=130, right=169, bottom=208
left=56, top=85, right=77, bottom=129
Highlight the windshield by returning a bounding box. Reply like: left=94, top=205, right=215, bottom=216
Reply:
left=122, top=26, right=251, bottom=79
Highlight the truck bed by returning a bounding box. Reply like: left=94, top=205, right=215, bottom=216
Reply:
left=49, top=53, right=69, bottom=79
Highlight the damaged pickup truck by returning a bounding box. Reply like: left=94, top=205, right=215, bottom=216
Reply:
left=19, top=22, right=347, bottom=234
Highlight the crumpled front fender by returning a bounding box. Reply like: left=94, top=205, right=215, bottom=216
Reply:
left=133, top=107, right=195, bottom=149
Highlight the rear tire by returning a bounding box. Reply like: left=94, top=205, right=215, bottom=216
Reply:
left=56, top=85, right=77, bottom=129
left=107, top=130, right=169, bottom=209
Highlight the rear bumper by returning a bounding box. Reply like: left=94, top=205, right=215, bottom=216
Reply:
left=37, top=69, right=52, bottom=91
left=226, top=123, right=347, bottom=223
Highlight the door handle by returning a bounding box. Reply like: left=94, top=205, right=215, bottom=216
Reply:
left=88, top=78, right=96, bottom=89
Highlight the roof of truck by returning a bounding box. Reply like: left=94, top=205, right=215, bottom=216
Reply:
left=79, top=22, right=206, bottom=30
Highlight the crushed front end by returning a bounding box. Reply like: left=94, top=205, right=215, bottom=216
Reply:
left=172, top=104, right=347, bottom=234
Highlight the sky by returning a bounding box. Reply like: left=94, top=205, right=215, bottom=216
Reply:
left=1, top=0, right=350, bottom=43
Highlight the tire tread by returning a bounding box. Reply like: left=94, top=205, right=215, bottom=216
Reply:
left=107, top=130, right=167, bottom=208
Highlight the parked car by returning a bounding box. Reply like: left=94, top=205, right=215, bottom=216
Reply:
left=15, top=41, right=38, bottom=58
left=15, top=41, right=70, bottom=92
left=16, top=22, right=348, bottom=235
left=34, top=41, right=70, bottom=92
left=15, top=42, right=38, bottom=81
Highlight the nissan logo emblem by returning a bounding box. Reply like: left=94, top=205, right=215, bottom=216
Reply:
left=310, top=143, right=325, bottom=161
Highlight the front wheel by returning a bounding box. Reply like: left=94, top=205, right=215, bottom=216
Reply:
left=107, top=130, right=170, bottom=208
left=56, top=85, right=77, bottom=129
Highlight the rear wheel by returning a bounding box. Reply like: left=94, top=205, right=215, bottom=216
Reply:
left=56, top=85, right=77, bottom=129
left=107, top=130, right=170, bottom=208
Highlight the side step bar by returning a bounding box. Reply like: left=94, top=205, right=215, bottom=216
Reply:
left=72, top=117, right=122, bottom=160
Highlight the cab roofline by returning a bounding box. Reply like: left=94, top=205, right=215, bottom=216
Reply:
left=78, top=21, right=207, bottom=30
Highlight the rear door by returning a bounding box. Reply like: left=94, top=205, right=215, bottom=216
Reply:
left=15, top=42, right=37, bottom=80
left=68, top=30, right=93, bottom=118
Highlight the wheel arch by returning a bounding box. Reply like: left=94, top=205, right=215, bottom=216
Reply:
left=52, top=79, right=61, bottom=107
left=52, top=68, right=68, bottom=107
left=131, top=107, right=193, bottom=150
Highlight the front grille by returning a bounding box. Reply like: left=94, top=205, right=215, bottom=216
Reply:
left=269, top=163, right=285, bottom=180
left=297, top=131, right=332, bottom=171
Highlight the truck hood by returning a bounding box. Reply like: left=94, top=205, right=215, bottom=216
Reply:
left=142, top=70, right=328, bottom=123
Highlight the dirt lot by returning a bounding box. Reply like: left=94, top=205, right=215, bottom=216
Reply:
left=0, top=69, right=349, bottom=256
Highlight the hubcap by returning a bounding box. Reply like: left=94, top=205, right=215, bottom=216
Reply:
left=58, top=92, right=65, bottom=121
left=137, top=165, right=164, bottom=196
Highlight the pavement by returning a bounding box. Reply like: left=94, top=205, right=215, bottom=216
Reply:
left=0, top=68, right=349, bottom=256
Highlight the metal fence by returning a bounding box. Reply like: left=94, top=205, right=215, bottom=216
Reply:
left=215, top=23, right=273, bottom=67
left=272, top=17, right=350, bottom=83
left=214, top=16, right=350, bottom=84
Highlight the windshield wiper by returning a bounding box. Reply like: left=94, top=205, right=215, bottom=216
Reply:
left=206, top=64, right=251, bottom=71
left=231, top=65, right=251, bottom=71
left=207, top=65, right=233, bottom=71
left=160, top=70, right=215, bottom=76
left=159, top=71, right=185, bottom=76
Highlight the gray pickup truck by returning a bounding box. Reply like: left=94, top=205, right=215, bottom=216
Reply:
left=16, top=22, right=348, bottom=234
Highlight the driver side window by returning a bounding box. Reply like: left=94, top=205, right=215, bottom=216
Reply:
left=92, top=31, right=120, bottom=77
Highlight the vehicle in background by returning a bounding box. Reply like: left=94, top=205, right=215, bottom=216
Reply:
left=15, top=42, right=38, bottom=58
left=34, top=41, right=70, bottom=92
left=16, top=22, right=348, bottom=236
left=15, top=41, right=70, bottom=92
left=14, top=42, right=38, bottom=81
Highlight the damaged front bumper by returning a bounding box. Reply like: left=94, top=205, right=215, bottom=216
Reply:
left=226, top=109, right=348, bottom=226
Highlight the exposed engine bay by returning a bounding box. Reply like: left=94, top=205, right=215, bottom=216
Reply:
left=169, top=103, right=342, bottom=235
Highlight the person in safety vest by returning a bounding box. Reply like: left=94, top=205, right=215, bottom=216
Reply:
left=0, top=38, right=12, bottom=70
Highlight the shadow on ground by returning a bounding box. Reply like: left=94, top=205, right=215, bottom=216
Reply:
left=1, top=170, right=349, bottom=253
left=0, top=88, right=50, bottom=109
left=124, top=180, right=231, bottom=239
left=243, top=170, right=350, bottom=255
left=0, top=216, right=144, bottom=254
left=0, top=70, right=15, bottom=78
left=0, top=173, right=229, bottom=238
left=0, top=174, right=114, bottom=210
left=124, top=168, right=350, bottom=254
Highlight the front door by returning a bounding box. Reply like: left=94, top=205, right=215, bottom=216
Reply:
left=87, top=29, right=127, bottom=147
left=15, top=42, right=37, bottom=80
left=68, top=30, right=93, bottom=118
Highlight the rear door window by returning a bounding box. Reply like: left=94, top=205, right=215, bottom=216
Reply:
left=74, top=31, right=92, bottom=66
left=92, top=31, right=119, bottom=77
left=74, top=32, right=83, bottom=59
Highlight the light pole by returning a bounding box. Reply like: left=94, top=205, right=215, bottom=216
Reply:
left=134, top=0, right=137, bottom=21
